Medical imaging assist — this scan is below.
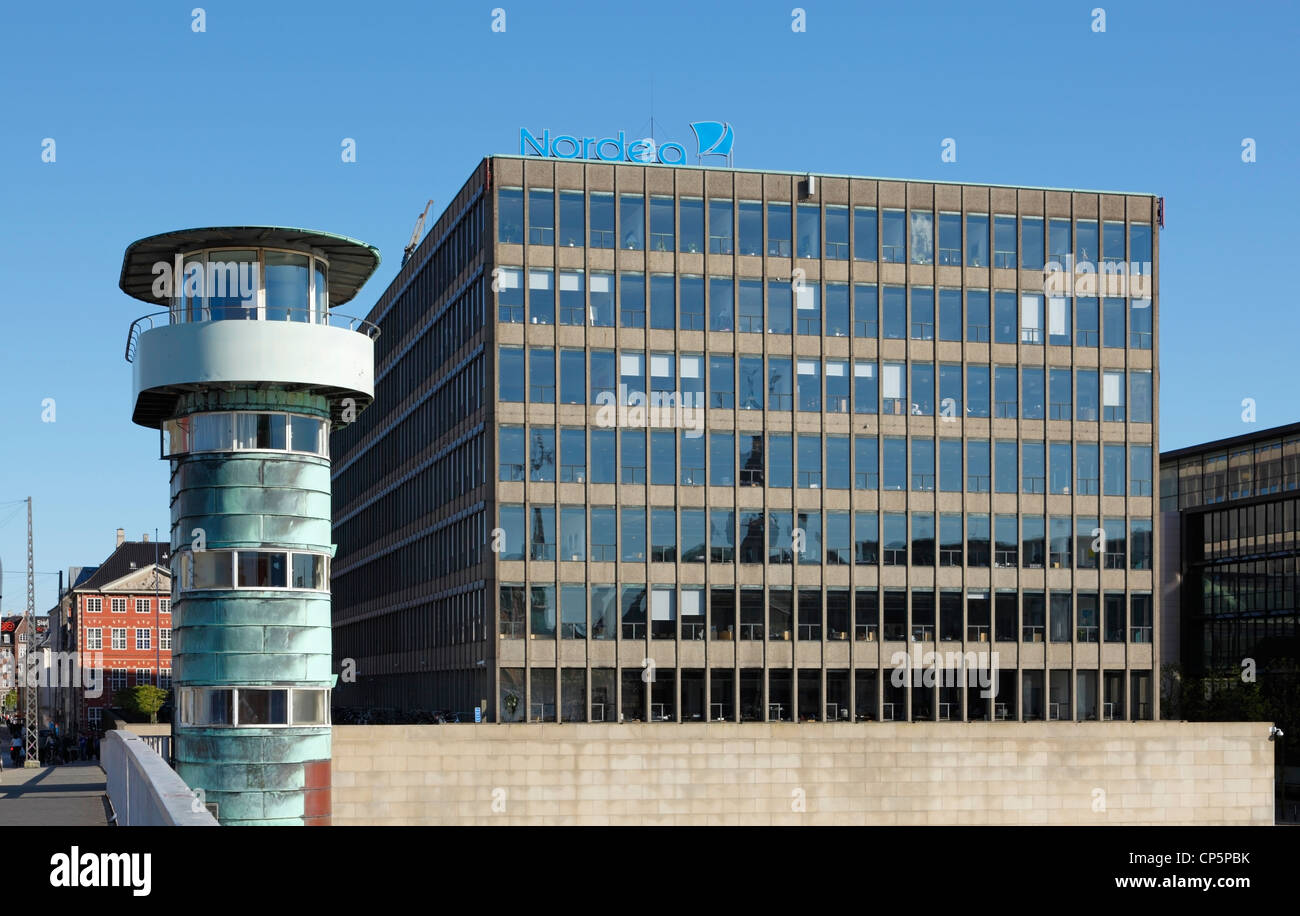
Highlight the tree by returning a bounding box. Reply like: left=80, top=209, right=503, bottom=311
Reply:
left=112, top=685, right=170, bottom=724
left=2, top=689, right=15, bottom=713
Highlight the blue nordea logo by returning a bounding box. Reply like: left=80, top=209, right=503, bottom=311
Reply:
left=520, top=128, right=687, bottom=165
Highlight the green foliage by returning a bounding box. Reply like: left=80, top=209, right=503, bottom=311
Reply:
left=112, top=685, right=170, bottom=724
left=1, top=689, right=15, bottom=712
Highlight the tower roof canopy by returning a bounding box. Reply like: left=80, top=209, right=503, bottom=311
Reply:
left=119, top=226, right=381, bottom=307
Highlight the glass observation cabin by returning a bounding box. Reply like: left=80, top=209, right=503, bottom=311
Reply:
left=165, top=245, right=331, bottom=324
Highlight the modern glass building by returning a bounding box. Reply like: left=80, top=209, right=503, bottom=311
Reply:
left=332, top=155, right=1161, bottom=724
left=1160, top=423, right=1300, bottom=679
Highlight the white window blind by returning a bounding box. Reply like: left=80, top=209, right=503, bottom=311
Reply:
left=854, top=362, right=875, bottom=378
left=650, top=355, right=672, bottom=377
left=883, top=364, right=903, bottom=398
left=680, top=356, right=702, bottom=378
left=529, top=270, right=552, bottom=290
left=797, top=360, right=818, bottom=376
left=590, top=274, right=611, bottom=293
left=620, top=354, right=643, bottom=375
left=681, top=590, right=703, bottom=616
left=496, top=267, right=520, bottom=289
left=826, top=361, right=847, bottom=377
left=1049, top=297, right=1067, bottom=335
left=559, top=272, right=583, bottom=291
left=651, top=590, right=676, bottom=621
left=1021, top=294, right=1041, bottom=329
left=1103, top=372, right=1124, bottom=406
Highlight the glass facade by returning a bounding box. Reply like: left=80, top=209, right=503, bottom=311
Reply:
left=332, top=157, right=1160, bottom=723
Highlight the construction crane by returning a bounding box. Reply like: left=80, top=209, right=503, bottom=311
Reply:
left=402, top=199, right=435, bottom=266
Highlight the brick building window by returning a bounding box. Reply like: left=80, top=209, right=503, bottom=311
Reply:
left=136, top=598, right=150, bottom=614
left=85, top=628, right=102, bottom=650
left=160, top=628, right=171, bottom=650
left=159, top=668, right=172, bottom=690
left=136, top=629, right=151, bottom=650
left=111, top=628, right=126, bottom=650
left=111, top=598, right=126, bottom=614
left=134, top=668, right=151, bottom=686
left=109, top=669, right=127, bottom=690
left=160, top=599, right=170, bottom=614
left=86, top=597, right=102, bottom=613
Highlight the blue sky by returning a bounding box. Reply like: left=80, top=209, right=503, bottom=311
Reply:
left=1, top=0, right=1296, bottom=614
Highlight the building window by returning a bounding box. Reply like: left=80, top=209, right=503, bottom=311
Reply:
left=909, top=210, right=933, bottom=264
left=853, top=207, right=877, bottom=261
left=620, top=272, right=646, bottom=328
left=86, top=628, right=102, bottom=650
left=911, top=287, right=935, bottom=340
left=159, top=599, right=170, bottom=614
left=111, top=598, right=127, bottom=614
left=529, top=507, right=556, bottom=561
left=825, top=205, right=849, bottom=259
left=87, top=597, right=102, bottom=614
left=937, top=211, right=961, bottom=265
left=767, top=202, right=792, bottom=257
left=160, top=628, right=171, bottom=650
left=498, top=187, right=524, bottom=243
left=966, top=289, right=990, bottom=342
left=111, top=628, right=126, bottom=650
left=159, top=668, right=172, bottom=690
left=965, top=213, right=989, bottom=267
left=1049, top=368, right=1072, bottom=421
left=590, top=509, right=617, bottom=562
left=1102, top=297, right=1125, bottom=348
left=1076, top=219, right=1099, bottom=261
left=881, top=285, right=906, bottom=339
left=738, top=279, right=763, bottom=333
left=134, top=668, right=152, bottom=686
left=1130, top=445, right=1153, bottom=497
left=649, top=273, right=675, bottom=330
left=136, top=629, right=151, bottom=650
left=710, top=199, right=735, bottom=254
left=132, top=598, right=148, bottom=614
left=1130, top=298, right=1153, bottom=348
left=738, top=200, right=762, bottom=255
left=1076, top=297, right=1099, bottom=346
left=993, top=215, right=1017, bottom=268
left=618, top=194, right=643, bottom=250
left=649, top=196, right=674, bottom=251
left=679, top=197, right=704, bottom=253
left=994, top=291, right=1017, bottom=344
left=110, top=668, right=127, bottom=690
left=527, top=189, right=554, bottom=246
left=880, top=209, right=905, bottom=262
left=1022, top=216, right=1044, bottom=269
left=558, top=190, right=584, bottom=247
left=529, top=269, right=554, bottom=324
left=1130, top=371, right=1154, bottom=423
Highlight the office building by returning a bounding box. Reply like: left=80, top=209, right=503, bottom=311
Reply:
left=333, top=153, right=1161, bottom=724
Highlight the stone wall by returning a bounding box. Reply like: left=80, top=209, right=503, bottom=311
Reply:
left=331, top=721, right=1275, bottom=825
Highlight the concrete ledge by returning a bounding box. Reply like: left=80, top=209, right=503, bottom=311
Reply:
left=104, top=730, right=219, bottom=826
left=331, top=722, right=1276, bottom=826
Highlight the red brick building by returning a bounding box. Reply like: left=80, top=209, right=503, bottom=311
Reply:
left=70, top=530, right=172, bottom=732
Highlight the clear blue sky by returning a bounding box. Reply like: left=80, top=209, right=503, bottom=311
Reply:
left=1, top=0, right=1296, bottom=614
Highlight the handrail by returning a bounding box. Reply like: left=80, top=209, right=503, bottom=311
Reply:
left=126, top=309, right=381, bottom=363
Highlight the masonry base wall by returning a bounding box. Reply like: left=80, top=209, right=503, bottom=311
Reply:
left=331, top=722, right=1274, bottom=825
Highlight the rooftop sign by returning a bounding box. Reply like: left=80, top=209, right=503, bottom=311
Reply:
left=520, top=121, right=734, bottom=166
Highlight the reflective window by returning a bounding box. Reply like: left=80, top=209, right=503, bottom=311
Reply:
left=1130, top=445, right=1153, bottom=496
left=681, top=431, right=706, bottom=485
left=966, top=366, right=990, bottom=418
left=528, top=189, right=554, bottom=245
left=912, top=362, right=934, bottom=415
left=797, top=359, right=821, bottom=411
left=1076, top=219, right=1099, bottom=262
left=1103, top=443, right=1126, bottom=497
left=1130, top=371, right=1153, bottom=423
left=767, top=203, right=792, bottom=257
left=499, top=347, right=525, bottom=401
left=619, top=194, right=644, bottom=250
left=1020, top=293, right=1043, bottom=345
left=826, top=360, right=850, bottom=412
left=825, top=205, right=849, bottom=259
left=1023, top=441, right=1046, bottom=494
left=795, top=282, right=820, bottom=335
left=710, top=199, right=734, bottom=254
left=938, top=289, right=961, bottom=341
left=530, top=427, right=556, bottom=482
left=994, top=291, right=1017, bottom=344
left=853, top=207, right=877, bottom=261
left=739, top=356, right=764, bottom=409
left=827, top=437, right=850, bottom=490
left=768, top=434, right=793, bottom=488
left=498, top=188, right=523, bottom=243
left=1076, top=369, right=1099, bottom=421
left=679, top=275, right=705, bottom=331
left=1022, top=217, right=1044, bottom=270
left=738, top=279, right=764, bottom=333
left=1049, top=368, right=1072, bottom=420
left=965, top=213, right=989, bottom=267
left=768, top=357, right=793, bottom=411
left=825, top=283, right=850, bottom=337
left=1130, top=298, right=1153, bottom=349
left=967, top=440, right=991, bottom=493
left=768, top=279, right=793, bottom=334
left=994, top=366, right=1017, bottom=418
left=709, top=276, right=734, bottom=332
left=589, top=271, right=614, bottom=327
left=966, top=289, right=990, bottom=342
left=854, top=437, right=878, bottom=490
left=679, top=197, right=704, bottom=253
left=882, top=285, right=906, bottom=339
left=993, top=216, right=1017, bottom=269
left=995, top=440, right=1018, bottom=493
left=289, top=555, right=324, bottom=589
left=798, top=435, right=822, bottom=488
left=909, top=210, right=934, bottom=264
left=1050, top=442, right=1072, bottom=494
left=558, top=190, right=584, bottom=247
left=738, top=200, right=763, bottom=255
left=797, top=204, right=821, bottom=259
left=1103, top=221, right=1126, bottom=262
left=590, top=193, right=615, bottom=248
left=561, top=427, right=586, bottom=483
left=1048, top=219, right=1071, bottom=266
left=881, top=209, right=905, bottom=262
left=646, top=273, right=674, bottom=330
left=855, top=360, right=878, bottom=414
left=882, top=437, right=906, bottom=491
left=912, top=437, right=935, bottom=491
left=1103, top=370, right=1125, bottom=421
left=499, top=426, right=525, bottom=481
left=621, top=509, right=646, bottom=563
left=938, top=363, right=962, bottom=419
left=590, top=429, right=616, bottom=483
left=619, top=272, right=645, bottom=328
left=1103, top=297, right=1125, bottom=348
left=711, top=433, right=735, bottom=486
left=648, top=196, right=674, bottom=251
left=1022, top=367, right=1045, bottom=420
left=939, top=439, right=962, bottom=492
left=529, top=348, right=555, bottom=403
left=528, top=269, right=554, bottom=324
left=911, top=287, right=935, bottom=340
left=1076, top=443, right=1099, bottom=495
left=621, top=429, right=646, bottom=484
left=938, top=212, right=961, bottom=265
left=650, top=430, right=675, bottom=486
left=264, top=251, right=309, bottom=322
left=882, top=362, right=906, bottom=415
